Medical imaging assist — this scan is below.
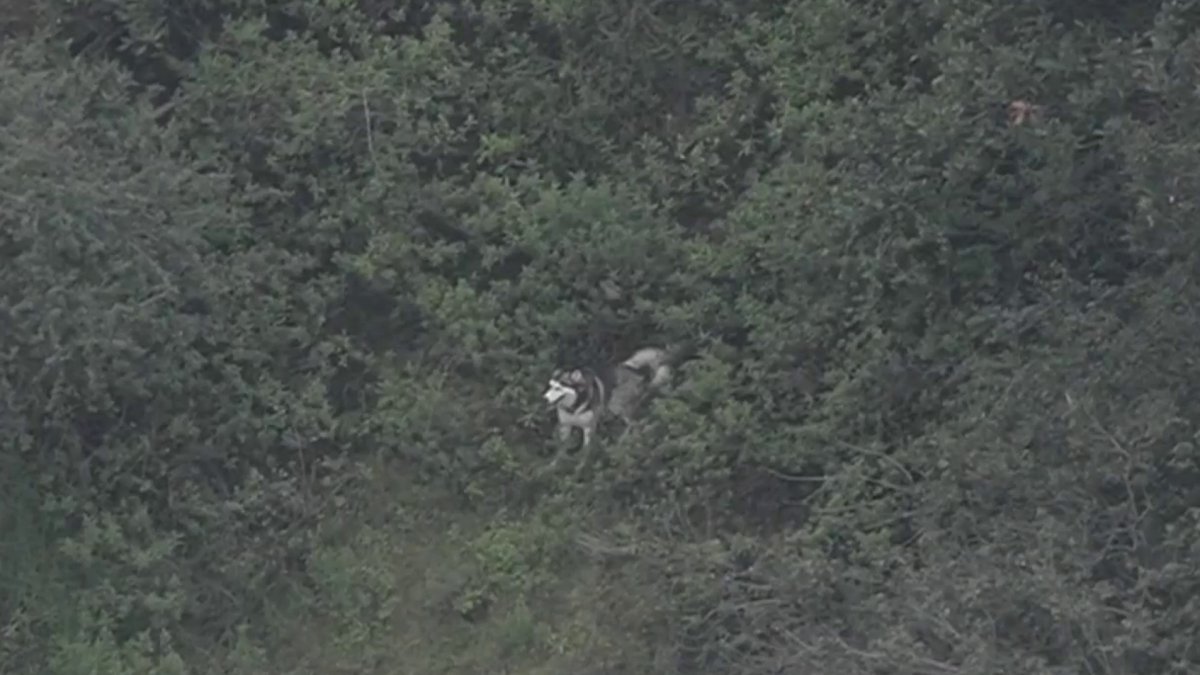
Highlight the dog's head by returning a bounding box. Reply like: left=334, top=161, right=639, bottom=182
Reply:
left=543, top=369, right=585, bottom=409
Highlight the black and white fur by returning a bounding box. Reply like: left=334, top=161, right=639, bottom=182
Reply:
left=543, top=345, right=689, bottom=448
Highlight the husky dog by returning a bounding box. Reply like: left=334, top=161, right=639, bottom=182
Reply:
left=543, top=344, right=693, bottom=448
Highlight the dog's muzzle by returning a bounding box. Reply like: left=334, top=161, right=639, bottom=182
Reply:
left=543, top=380, right=571, bottom=408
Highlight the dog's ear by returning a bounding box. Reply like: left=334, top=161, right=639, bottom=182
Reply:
left=566, top=369, right=585, bottom=384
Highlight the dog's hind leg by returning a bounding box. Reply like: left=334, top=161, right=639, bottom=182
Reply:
left=612, top=411, right=637, bottom=444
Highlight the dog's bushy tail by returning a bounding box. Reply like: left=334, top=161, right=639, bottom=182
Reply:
left=621, top=338, right=702, bottom=390
left=663, top=338, right=700, bottom=367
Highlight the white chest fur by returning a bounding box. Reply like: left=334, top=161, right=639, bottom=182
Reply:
left=556, top=406, right=596, bottom=428
left=555, top=405, right=599, bottom=447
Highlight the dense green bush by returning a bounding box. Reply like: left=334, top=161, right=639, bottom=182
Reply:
left=3, top=1, right=1200, bottom=673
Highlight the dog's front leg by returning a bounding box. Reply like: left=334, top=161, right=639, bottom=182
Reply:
left=556, top=424, right=573, bottom=444
left=546, top=423, right=573, bottom=470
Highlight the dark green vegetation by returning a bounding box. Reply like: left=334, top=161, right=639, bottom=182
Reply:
left=3, top=1, right=1200, bottom=673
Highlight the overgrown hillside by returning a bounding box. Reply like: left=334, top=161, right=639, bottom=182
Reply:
left=3, top=1, right=1200, bottom=673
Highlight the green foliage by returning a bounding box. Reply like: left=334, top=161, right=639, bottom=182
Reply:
left=1, top=28, right=351, bottom=672
left=48, top=625, right=186, bottom=675
left=5, top=0, right=1200, bottom=673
